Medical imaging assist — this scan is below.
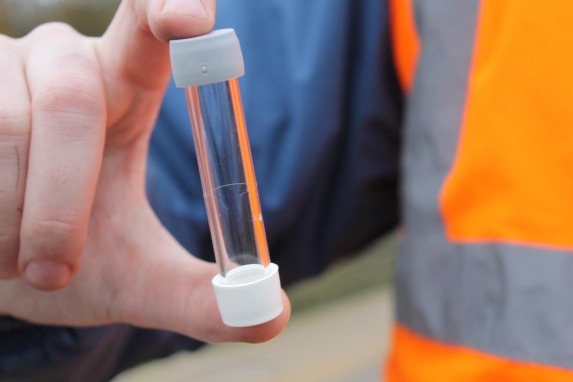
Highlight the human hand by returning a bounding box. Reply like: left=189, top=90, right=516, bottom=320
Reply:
left=0, top=0, right=290, bottom=343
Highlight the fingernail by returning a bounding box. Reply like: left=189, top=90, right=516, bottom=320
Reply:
left=162, top=0, right=208, bottom=18
left=25, top=261, right=72, bottom=290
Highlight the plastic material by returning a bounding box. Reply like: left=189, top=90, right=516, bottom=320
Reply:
left=170, top=29, right=245, bottom=88
left=184, top=79, right=272, bottom=276
left=170, top=29, right=283, bottom=327
left=212, top=263, right=282, bottom=327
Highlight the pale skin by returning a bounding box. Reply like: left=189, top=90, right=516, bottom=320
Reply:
left=0, top=0, right=290, bottom=344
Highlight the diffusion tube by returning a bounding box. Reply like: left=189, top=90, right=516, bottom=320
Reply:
left=185, top=80, right=269, bottom=274
left=170, top=29, right=282, bottom=327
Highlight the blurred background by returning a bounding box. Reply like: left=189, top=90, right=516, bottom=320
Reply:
left=0, top=1, right=396, bottom=381
left=0, top=0, right=119, bottom=37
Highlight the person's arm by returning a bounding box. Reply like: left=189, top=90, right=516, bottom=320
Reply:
left=0, top=0, right=401, bottom=379
left=0, top=0, right=290, bottom=380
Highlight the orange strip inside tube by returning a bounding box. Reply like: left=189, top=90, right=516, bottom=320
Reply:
left=228, top=78, right=271, bottom=267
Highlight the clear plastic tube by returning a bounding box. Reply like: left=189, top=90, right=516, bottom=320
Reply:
left=185, top=78, right=270, bottom=277
left=172, top=29, right=281, bottom=326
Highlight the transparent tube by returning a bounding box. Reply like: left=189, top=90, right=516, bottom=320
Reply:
left=185, top=78, right=270, bottom=277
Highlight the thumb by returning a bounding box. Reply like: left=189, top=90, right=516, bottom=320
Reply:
left=111, top=212, right=291, bottom=344
left=95, top=0, right=215, bottom=97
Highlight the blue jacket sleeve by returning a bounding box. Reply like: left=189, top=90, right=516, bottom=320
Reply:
left=0, top=1, right=402, bottom=381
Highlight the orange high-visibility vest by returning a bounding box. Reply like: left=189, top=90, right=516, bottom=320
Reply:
left=386, top=0, right=573, bottom=380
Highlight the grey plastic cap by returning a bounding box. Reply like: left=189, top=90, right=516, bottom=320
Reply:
left=170, top=29, right=244, bottom=88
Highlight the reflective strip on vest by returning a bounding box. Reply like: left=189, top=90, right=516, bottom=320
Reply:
left=387, top=0, right=573, bottom=380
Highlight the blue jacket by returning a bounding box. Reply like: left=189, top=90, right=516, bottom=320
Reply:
left=0, top=1, right=401, bottom=380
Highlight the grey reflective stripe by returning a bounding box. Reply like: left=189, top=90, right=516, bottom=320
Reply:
left=401, top=0, right=479, bottom=243
left=397, top=0, right=573, bottom=370
left=399, top=240, right=573, bottom=368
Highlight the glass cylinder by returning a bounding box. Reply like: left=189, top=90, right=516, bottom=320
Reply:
left=185, top=78, right=270, bottom=277
left=170, top=29, right=282, bottom=327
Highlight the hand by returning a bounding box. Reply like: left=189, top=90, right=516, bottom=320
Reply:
left=0, top=0, right=290, bottom=343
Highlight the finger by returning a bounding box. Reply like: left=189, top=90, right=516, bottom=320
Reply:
left=109, top=211, right=291, bottom=344
left=18, top=24, right=106, bottom=290
left=0, top=35, right=30, bottom=279
left=95, top=0, right=216, bottom=118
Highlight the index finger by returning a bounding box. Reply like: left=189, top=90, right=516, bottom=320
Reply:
left=95, top=0, right=216, bottom=96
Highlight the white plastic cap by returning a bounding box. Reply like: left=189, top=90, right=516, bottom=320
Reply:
left=170, top=29, right=245, bottom=88
left=212, top=263, right=283, bottom=327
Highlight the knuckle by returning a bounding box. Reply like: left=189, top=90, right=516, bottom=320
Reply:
left=0, top=41, right=29, bottom=137
left=0, top=226, right=19, bottom=246
left=28, top=22, right=79, bottom=40
left=23, top=25, right=105, bottom=128
left=34, top=74, right=104, bottom=125
left=0, top=103, right=31, bottom=136
left=25, top=218, right=84, bottom=260
left=29, top=218, right=78, bottom=240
